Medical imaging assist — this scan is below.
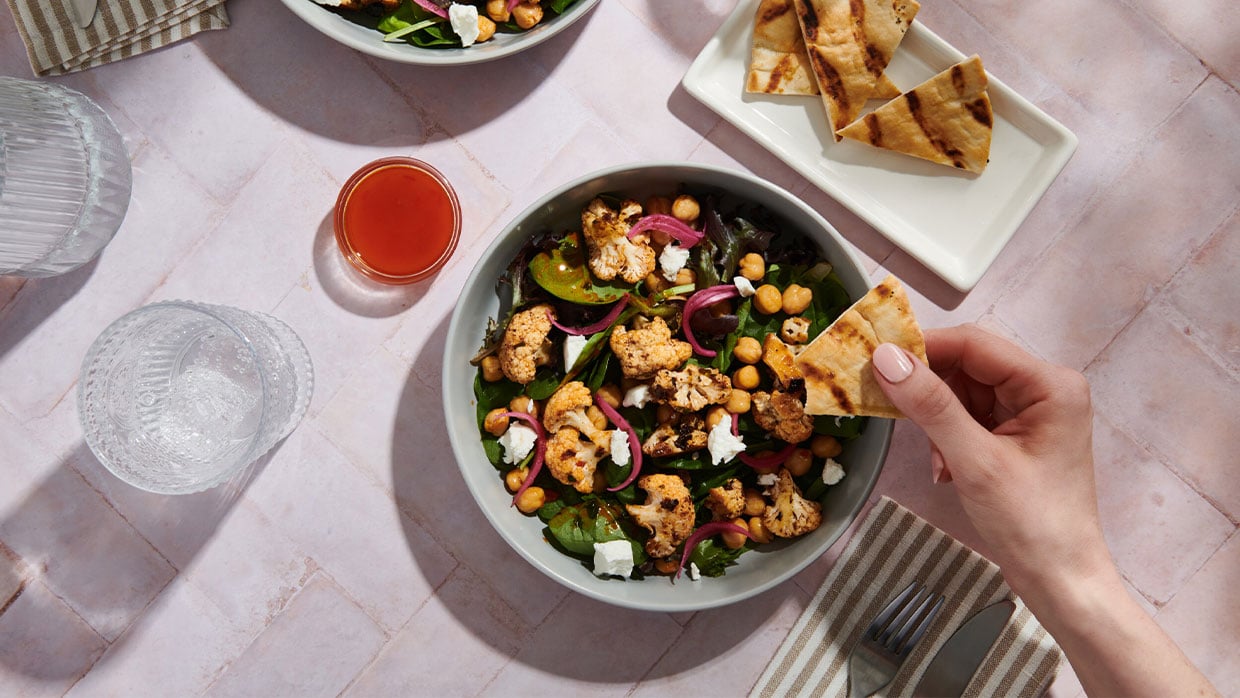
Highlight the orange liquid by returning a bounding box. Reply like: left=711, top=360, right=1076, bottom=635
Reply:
left=339, top=163, right=458, bottom=278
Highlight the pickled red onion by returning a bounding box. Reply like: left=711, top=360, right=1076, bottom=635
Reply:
left=739, top=443, right=797, bottom=471
left=677, top=521, right=753, bottom=579
left=413, top=0, right=448, bottom=18
left=499, top=411, right=546, bottom=505
left=626, top=214, right=704, bottom=248
left=506, top=0, right=520, bottom=10
left=682, top=285, right=740, bottom=357
left=594, top=395, right=643, bottom=491
left=550, top=295, right=629, bottom=336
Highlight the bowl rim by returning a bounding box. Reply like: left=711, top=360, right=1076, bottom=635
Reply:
left=442, top=161, right=892, bottom=611
left=278, top=0, right=602, bottom=66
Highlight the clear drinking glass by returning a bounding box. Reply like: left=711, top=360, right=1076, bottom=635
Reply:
left=78, top=302, right=314, bottom=495
left=0, top=77, right=132, bottom=277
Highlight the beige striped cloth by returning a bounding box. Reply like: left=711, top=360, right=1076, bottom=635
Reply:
left=752, top=497, right=1062, bottom=697
left=5, top=0, right=229, bottom=76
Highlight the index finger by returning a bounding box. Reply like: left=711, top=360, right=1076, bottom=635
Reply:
left=923, top=325, right=1060, bottom=415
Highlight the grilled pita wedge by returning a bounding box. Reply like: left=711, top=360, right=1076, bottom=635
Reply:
left=792, top=0, right=919, bottom=139
left=747, top=0, right=903, bottom=99
left=795, top=275, right=926, bottom=419
left=838, top=55, right=993, bottom=173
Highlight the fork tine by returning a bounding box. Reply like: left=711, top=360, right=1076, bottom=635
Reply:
left=878, top=585, right=929, bottom=647
left=893, top=593, right=945, bottom=655
left=864, top=581, right=919, bottom=640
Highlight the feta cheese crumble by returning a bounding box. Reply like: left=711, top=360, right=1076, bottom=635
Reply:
left=610, top=429, right=631, bottom=467
left=660, top=243, right=691, bottom=281
left=707, top=415, right=746, bottom=465
left=756, top=472, right=779, bottom=487
left=733, top=276, right=756, bottom=297
left=498, top=423, right=537, bottom=465
left=822, top=458, right=845, bottom=486
left=563, top=334, right=588, bottom=372
left=622, top=384, right=651, bottom=409
left=689, top=562, right=701, bottom=581
left=593, top=540, right=634, bottom=578
left=448, top=4, right=480, bottom=47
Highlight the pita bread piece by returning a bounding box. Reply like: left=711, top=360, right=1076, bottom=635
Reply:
left=837, top=55, right=993, bottom=173
left=795, top=274, right=926, bottom=419
left=792, top=0, right=919, bottom=139
left=747, top=0, right=903, bottom=99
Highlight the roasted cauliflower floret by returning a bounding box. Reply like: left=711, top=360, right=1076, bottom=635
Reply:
left=626, top=474, right=695, bottom=558
left=610, top=317, right=692, bottom=379
left=705, top=478, right=746, bottom=521
left=543, top=381, right=609, bottom=447
left=544, top=428, right=607, bottom=493
left=499, top=304, right=555, bottom=384
left=581, top=197, right=656, bottom=284
left=643, top=413, right=708, bottom=458
left=762, top=469, right=822, bottom=538
left=752, top=390, right=815, bottom=444
left=650, top=364, right=732, bottom=412
left=781, top=317, right=811, bottom=345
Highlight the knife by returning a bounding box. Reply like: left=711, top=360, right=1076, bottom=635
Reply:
left=68, top=0, right=98, bottom=29
left=911, top=599, right=1015, bottom=697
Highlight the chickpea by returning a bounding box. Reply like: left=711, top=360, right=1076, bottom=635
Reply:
left=656, top=404, right=675, bottom=424
left=508, top=395, right=538, bottom=418
left=515, top=486, right=546, bottom=514
left=476, top=16, right=497, bottom=42
left=748, top=516, right=773, bottom=544
left=754, top=284, right=783, bottom=314
left=734, top=336, right=763, bottom=364
left=654, top=558, right=680, bottom=575
left=596, top=384, right=623, bottom=409
left=782, top=284, right=813, bottom=315
left=739, top=252, right=765, bottom=281
left=481, top=355, right=503, bottom=382
left=725, top=388, right=751, bottom=415
left=485, top=0, right=510, bottom=22
left=786, top=448, right=814, bottom=477
left=732, top=365, right=760, bottom=390
left=512, top=1, right=543, bottom=29
left=781, top=316, right=811, bottom=345
left=743, top=488, right=765, bottom=516
left=811, top=434, right=843, bottom=459
left=672, top=195, right=700, bottom=223
left=483, top=408, right=509, bottom=437
left=587, top=405, right=607, bottom=431
left=674, top=268, right=697, bottom=287
left=706, top=406, right=729, bottom=430
left=644, top=271, right=670, bottom=294
left=645, top=196, right=672, bottom=216
left=505, top=467, right=529, bottom=492
left=722, top=518, right=748, bottom=549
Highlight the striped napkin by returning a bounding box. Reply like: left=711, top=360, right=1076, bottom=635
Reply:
left=752, top=497, right=1062, bottom=697
left=5, top=0, right=229, bottom=76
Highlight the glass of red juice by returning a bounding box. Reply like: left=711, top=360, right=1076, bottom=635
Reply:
left=333, top=157, right=461, bottom=285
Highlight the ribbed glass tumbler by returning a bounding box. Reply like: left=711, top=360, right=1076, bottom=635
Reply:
left=78, top=302, right=314, bottom=495
left=0, top=77, right=132, bottom=277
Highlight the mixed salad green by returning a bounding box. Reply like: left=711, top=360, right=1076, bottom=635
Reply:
left=472, top=188, right=866, bottom=581
left=313, top=0, right=583, bottom=49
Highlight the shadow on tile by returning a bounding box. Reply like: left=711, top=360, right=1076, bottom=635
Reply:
left=0, top=439, right=281, bottom=681
left=311, top=211, right=428, bottom=318
left=0, top=258, right=98, bottom=362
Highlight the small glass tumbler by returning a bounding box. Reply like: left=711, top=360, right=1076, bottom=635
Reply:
left=0, top=77, right=132, bottom=277
left=78, top=302, right=314, bottom=495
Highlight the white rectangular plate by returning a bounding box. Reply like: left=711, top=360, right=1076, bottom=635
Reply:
left=682, top=0, right=1078, bottom=291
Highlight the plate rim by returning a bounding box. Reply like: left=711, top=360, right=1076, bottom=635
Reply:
left=681, top=0, right=1079, bottom=292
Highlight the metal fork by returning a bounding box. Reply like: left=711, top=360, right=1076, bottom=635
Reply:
left=847, top=581, right=946, bottom=698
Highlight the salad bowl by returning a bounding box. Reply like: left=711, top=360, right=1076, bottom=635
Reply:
left=279, top=0, right=601, bottom=66
left=442, top=162, right=893, bottom=611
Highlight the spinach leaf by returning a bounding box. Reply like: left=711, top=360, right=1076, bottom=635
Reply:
left=546, top=499, right=648, bottom=566
left=813, top=415, right=867, bottom=440
left=526, top=367, right=561, bottom=400
left=690, top=464, right=742, bottom=502
left=474, top=372, right=524, bottom=426
left=548, top=0, right=579, bottom=13
left=529, top=232, right=631, bottom=305
left=689, top=538, right=750, bottom=577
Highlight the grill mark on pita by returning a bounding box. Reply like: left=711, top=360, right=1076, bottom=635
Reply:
left=905, top=90, right=967, bottom=169
left=966, top=97, right=992, bottom=127
left=951, top=64, right=966, bottom=93
left=798, top=0, right=818, bottom=33
left=812, top=56, right=850, bottom=114
left=761, top=0, right=792, bottom=23
left=862, top=113, right=883, bottom=146
left=830, top=383, right=855, bottom=414
left=767, top=56, right=793, bottom=92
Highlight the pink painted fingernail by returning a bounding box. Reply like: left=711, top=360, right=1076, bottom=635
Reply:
left=931, top=450, right=944, bottom=484
left=873, top=343, right=914, bottom=383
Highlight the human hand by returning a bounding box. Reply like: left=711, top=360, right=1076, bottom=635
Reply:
left=869, top=324, right=1111, bottom=596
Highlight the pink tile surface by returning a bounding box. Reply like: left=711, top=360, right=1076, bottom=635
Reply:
left=1, top=0, right=1238, bottom=695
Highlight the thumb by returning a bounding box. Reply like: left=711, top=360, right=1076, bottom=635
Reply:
left=871, top=343, right=991, bottom=466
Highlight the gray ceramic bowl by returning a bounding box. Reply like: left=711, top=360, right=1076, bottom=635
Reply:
left=280, top=0, right=600, bottom=66
left=443, top=162, right=891, bottom=611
